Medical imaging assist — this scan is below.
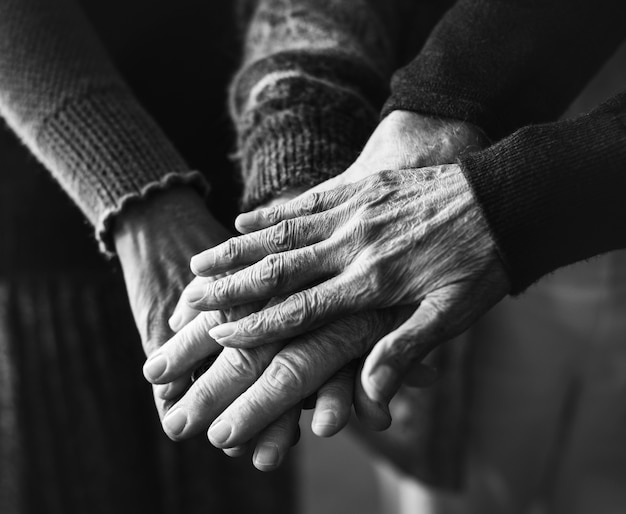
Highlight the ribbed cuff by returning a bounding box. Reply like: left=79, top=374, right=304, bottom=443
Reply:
left=35, top=85, right=210, bottom=252
left=239, top=102, right=377, bottom=210
left=231, top=50, right=387, bottom=210
left=459, top=100, right=626, bottom=293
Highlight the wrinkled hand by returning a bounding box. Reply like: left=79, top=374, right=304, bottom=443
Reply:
left=141, top=189, right=371, bottom=470
left=113, top=187, right=231, bottom=419
left=145, top=301, right=417, bottom=453
left=187, top=163, right=510, bottom=403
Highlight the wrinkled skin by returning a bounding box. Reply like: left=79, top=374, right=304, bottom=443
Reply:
left=114, top=187, right=321, bottom=470
left=189, top=163, right=510, bottom=401
left=146, top=111, right=506, bottom=455
left=117, top=187, right=364, bottom=470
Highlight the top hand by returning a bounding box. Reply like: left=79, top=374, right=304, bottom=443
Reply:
left=184, top=113, right=510, bottom=403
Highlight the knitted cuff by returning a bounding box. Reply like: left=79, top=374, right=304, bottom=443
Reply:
left=238, top=101, right=377, bottom=210
left=459, top=98, right=626, bottom=293
left=35, top=85, right=210, bottom=252
left=232, top=52, right=386, bottom=210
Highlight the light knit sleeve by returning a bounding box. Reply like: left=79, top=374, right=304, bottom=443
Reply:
left=230, top=0, right=403, bottom=209
left=0, top=0, right=208, bottom=253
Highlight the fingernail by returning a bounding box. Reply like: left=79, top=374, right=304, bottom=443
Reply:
left=254, top=443, right=279, bottom=469
left=208, top=419, right=232, bottom=445
left=168, top=311, right=183, bottom=332
left=143, top=355, right=167, bottom=381
left=368, top=365, right=397, bottom=402
left=185, top=281, right=206, bottom=303
left=190, top=252, right=214, bottom=275
left=209, top=323, right=237, bottom=340
left=163, top=409, right=187, bottom=436
left=236, top=211, right=258, bottom=229
left=312, top=410, right=337, bottom=436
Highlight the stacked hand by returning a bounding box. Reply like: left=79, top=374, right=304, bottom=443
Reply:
left=139, top=111, right=511, bottom=470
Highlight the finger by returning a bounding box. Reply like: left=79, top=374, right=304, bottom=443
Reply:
left=361, top=291, right=455, bottom=404
left=311, top=361, right=357, bottom=437
left=353, top=358, right=392, bottom=431
left=252, top=405, right=302, bottom=472
left=143, top=310, right=226, bottom=384
left=187, top=244, right=339, bottom=311
left=235, top=183, right=359, bottom=234
left=168, top=277, right=204, bottom=331
left=205, top=311, right=401, bottom=448
left=208, top=272, right=372, bottom=348
left=160, top=342, right=284, bottom=440
left=190, top=214, right=340, bottom=277
left=223, top=443, right=250, bottom=458
left=153, top=376, right=191, bottom=402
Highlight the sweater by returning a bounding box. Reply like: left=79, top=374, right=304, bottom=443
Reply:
left=383, top=0, right=626, bottom=292
left=0, top=0, right=208, bottom=253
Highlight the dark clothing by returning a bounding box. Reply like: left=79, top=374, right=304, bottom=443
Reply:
left=0, top=2, right=293, bottom=513
left=385, top=0, right=626, bottom=291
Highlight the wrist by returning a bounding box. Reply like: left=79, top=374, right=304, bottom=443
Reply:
left=113, top=186, right=220, bottom=258
left=350, top=111, right=488, bottom=178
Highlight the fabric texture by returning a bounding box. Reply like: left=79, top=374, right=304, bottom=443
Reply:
left=230, top=0, right=400, bottom=209
left=382, top=0, right=626, bottom=292
left=383, top=0, right=625, bottom=140
left=0, top=2, right=294, bottom=513
left=460, top=92, right=626, bottom=293
left=231, top=0, right=472, bottom=489
left=0, top=0, right=209, bottom=253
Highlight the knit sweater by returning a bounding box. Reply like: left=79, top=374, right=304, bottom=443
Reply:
left=383, top=0, right=626, bottom=292
left=0, top=0, right=208, bottom=253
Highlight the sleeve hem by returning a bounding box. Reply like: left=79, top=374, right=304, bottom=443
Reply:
left=96, top=170, right=210, bottom=256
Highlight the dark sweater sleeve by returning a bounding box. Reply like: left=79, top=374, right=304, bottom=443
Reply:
left=383, top=0, right=626, bottom=139
left=458, top=91, right=626, bottom=293
left=0, top=0, right=208, bottom=253
left=230, top=0, right=403, bottom=210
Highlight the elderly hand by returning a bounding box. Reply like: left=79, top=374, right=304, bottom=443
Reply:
left=187, top=162, right=510, bottom=403
left=142, top=189, right=379, bottom=471
left=113, top=187, right=231, bottom=419
left=144, top=301, right=424, bottom=452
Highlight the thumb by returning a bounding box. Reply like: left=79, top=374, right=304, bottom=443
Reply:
left=360, top=289, right=456, bottom=404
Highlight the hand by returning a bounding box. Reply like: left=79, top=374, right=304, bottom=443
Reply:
left=185, top=164, right=510, bottom=403
left=143, top=188, right=368, bottom=471
left=145, top=302, right=421, bottom=452
left=113, top=186, right=231, bottom=420
left=288, top=110, right=488, bottom=194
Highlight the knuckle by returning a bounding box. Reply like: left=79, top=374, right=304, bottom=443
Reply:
left=239, top=311, right=270, bottom=334
left=257, top=254, right=283, bottom=289
left=264, top=205, right=283, bottom=225
left=280, top=294, right=311, bottom=329
left=267, top=220, right=292, bottom=252
left=209, top=277, right=232, bottom=303
left=264, top=356, right=305, bottom=397
left=300, top=192, right=321, bottom=214
left=220, top=348, right=263, bottom=380
left=220, top=237, right=242, bottom=263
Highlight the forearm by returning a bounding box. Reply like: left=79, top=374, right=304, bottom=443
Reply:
left=231, top=0, right=405, bottom=209
left=383, top=0, right=625, bottom=139
left=0, top=0, right=206, bottom=252
left=459, top=90, right=626, bottom=292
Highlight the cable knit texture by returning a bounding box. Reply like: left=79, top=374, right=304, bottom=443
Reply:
left=0, top=0, right=208, bottom=252
left=230, top=0, right=399, bottom=210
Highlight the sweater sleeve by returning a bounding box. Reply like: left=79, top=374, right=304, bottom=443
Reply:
left=382, top=0, right=626, bottom=140
left=230, top=0, right=403, bottom=210
left=458, top=90, right=626, bottom=293
left=0, top=0, right=208, bottom=253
